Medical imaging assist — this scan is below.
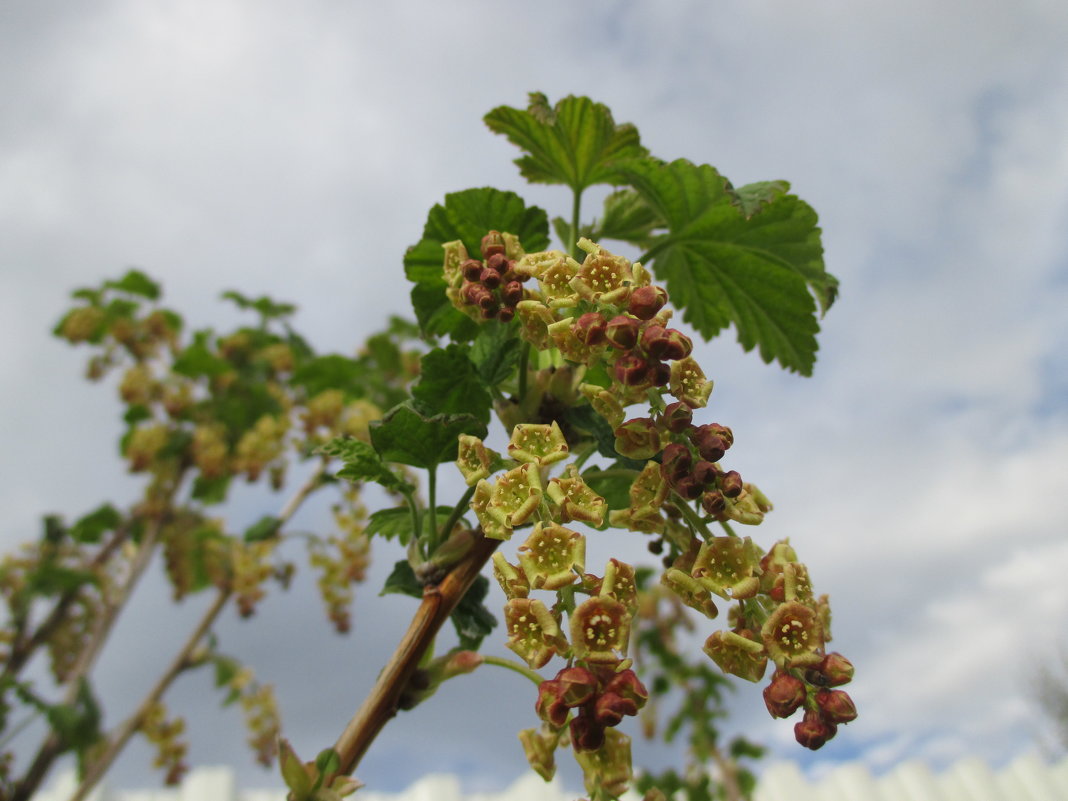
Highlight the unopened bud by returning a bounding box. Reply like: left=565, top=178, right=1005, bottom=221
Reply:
left=605, top=315, right=641, bottom=350
left=648, top=360, right=671, bottom=387
left=691, top=460, right=718, bottom=488
left=569, top=713, right=606, bottom=752
left=628, top=285, right=667, bottom=320
left=462, top=259, right=484, bottom=282
left=481, top=231, right=505, bottom=259
left=480, top=267, right=502, bottom=289
left=815, top=689, right=857, bottom=724
left=794, top=708, right=837, bottom=750
left=594, top=692, right=638, bottom=727
left=660, top=401, right=693, bottom=433
left=614, top=353, right=650, bottom=386
left=701, top=490, right=727, bottom=516
left=502, top=280, right=524, bottom=306
left=720, top=470, right=743, bottom=498
left=819, top=652, right=855, bottom=687
left=691, top=424, right=733, bottom=462
left=572, top=312, right=607, bottom=346
left=763, top=671, right=806, bottom=718
left=486, top=252, right=509, bottom=273
left=660, top=443, right=692, bottom=484
left=498, top=306, right=515, bottom=322
left=554, top=666, right=599, bottom=707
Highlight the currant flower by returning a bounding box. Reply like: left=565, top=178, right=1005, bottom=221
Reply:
left=607, top=507, right=665, bottom=534
left=600, top=558, right=639, bottom=616
left=504, top=598, right=567, bottom=669
left=492, top=552, right=530, bottom=599
left=579, top=383, right=625, bottom=428
left=660, top=568, right=718, bottom=619
left=760, top=601, right=824, bottom=668
left=516, top=523, right=585, bottom=591
left=614, top=417, right=661, bottom=460
left=487, top=463, right=544, bottom=529
left=570, top=239, right=636, bottom=306
left=532, top=251, right=582, bottom=308
left=702, top=629, right=769, bottom=682
left=547, top=317, right=604, bottom=365
left=574, top=728, right=632, bottom=798
left=546, top=465, right=607, bottom=526
left=471, top=479, right=512, bottom=541
left=690, top=536, right=762, bottom=600
left=518, top=726, right=558, bottom=782
left=515, top=300, right=556, bottom=350
left=669, top=356, right=713, bottom=409
left=507, top=422, right=569, bottom=467
left=570, top=596, right=630, bottom=663
left=627, top=461, right=670, bottom=519
left=456, top=434, right=496, bottom=487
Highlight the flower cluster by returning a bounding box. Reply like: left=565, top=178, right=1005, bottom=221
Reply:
left=443, top=231, right=533, bottom=322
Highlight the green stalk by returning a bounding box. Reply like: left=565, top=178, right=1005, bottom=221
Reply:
left=675, top=499, right=714, bottom=541
left=570, top=188, right=583, bottom=259
left=439, top=485, right=476, bottom=542
left=718, top=519, right=739, bottom=538
left=481, top=654, right=544, bottom=687
left=427, top=465, right=438, bottom=552
left=517, top=341, right=531, bottom=400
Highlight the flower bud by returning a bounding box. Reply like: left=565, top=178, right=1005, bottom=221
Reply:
left=627, top=285, right=667, bottom=320
left=794, top=709, right=837, bottom=750
left=594, top=692, right=638, bottom=727
left=481, top=231, right=505, bottom=259
left=486, top=252, right=509, bottom=273
left=720, top=470, right=743, bottom=498
left=572, top=312, right=607, bottom=346
left=604, top=669, right=649, bottom=709
left=815, top=689, right=857, bottom=724
left=480, top=267, right=502, bottom=289
left=640, top=325, right=672, bottom=359
left=690, top=424, right=733, bottom=462
left=660, top=401, right=693, bottom=433
left=660, top=443, right=692, bottom=484
left=569, top=712, right=606, bottom=752
left=462, top=259, right=484, bottom=282
left=763, top=671, right=806, bottom=718
left=605, top=315, right=641, bottom=350
left=673, top=474, right=705, bottom=500
left=555, top=666, right=599, bottom=707
left=497, top=306, right=515, bottom=323
left=648, top=360, right=671, bottom=387
left=535, top=680, right=570, bottom=727
left=660, top=329, right=693, bottom=361
left=818, top=652, right=855, bottom=687
left=701, top=490, right=727, bottom=516
left=614, top=353, right=650, bottom=386
left=691, top=460, right=718, bottom=488
left=461, top=281, right=491, bottom=307
left=501, top=280, right=524, bottom=307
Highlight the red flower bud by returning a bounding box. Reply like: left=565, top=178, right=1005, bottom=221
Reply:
left=660, top=443, right=692, bottom=484
left=660, top=329, right=693, bottom=361
left=605, top=315, right=641, bottom=350
left=481, top=231, right=505, bottom=259
left=763, top=671, right=806, bottom=719
left=794, top=709, right=837, bottom=750
left=818, top=652, right=855, bottom=687
left=569, top=712, right=606, bottom=752
left=691, top=460, right=718, bottom=488
left=627, top=285, right=667, bottom=320
left=673, top=474, right=705, bottom=500
left=701, top=490, right=726, bottom=516
left=480, top=267, right=502, bottom=289
left=555, top=666, right=599, bottom=707
left=461, top=281, right=491, bottom=307
left=720, top=470, right=743, bottom=498
left=604, top=669, right=649, bottom=709
left=648, top=360, right=671, bottom=387
left=497, top=306, right=515, bottom=323
left=572, top=312, right=607, bottom=346
left=660, top=402, right=693, bottom=434
left=614, top=353, right=650, bottom=386
left=502, top=280, right=524, bottom=307
left=486, top=252, right=509, bottom=273
left=462, top=259, right=484, bottom=282
left=640, top=325, right=671, bottom=359
left=690, top=424, right=733, bottom=462
left=535, top=679, right=570, bottom=727
left=815, top=689, right=857, bottom=724
left=593, top=692, right=638, bottom=727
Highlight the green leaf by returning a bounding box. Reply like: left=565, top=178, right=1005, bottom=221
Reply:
left=364, top=507, right=415, bottom=545
left=450, top=575, right=497, bottom=650
left=221, top=289, right=296, bottom=319
left=321, top=437, right=415, bottom=495
left=410, top=281, right=479, bottom=341
left=469, top=322, right=521, bottom=387
left=592, top=188, right=664, bottom=248
left=122, top=404, right=152, bottom=425
left=290, top=354, right=368, bottom=399
left=617, top=158, right=836, bottom=375
left=484, top=92, right=648, bottom=192
left=243, top=515, right=281, bottom=542
left=380, top=559, right=423, bottom=599
left=581, top=464, right=638, bottom=513
left=191, top=474, right=232, bottom=505
left=104, top=269, right=160, bottom=300
left=47, top=679, right=102, bottom=755
left=314, top=748, right=341, bottom=778
left=369, top=402, right=487, bottom=469
left=412, top=344, right=492, bottom=424
left=69, top=504, right=121, bottom=544
left=173, top=331, right=231, bottom=378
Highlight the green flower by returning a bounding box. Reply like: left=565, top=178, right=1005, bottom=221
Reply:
left=669, top=356, right=713, bottom=408
left=456, top=434, right=496, bottom=487
left=570, top=596, right=630, bottom=663
left=760, top=601, right=824, bottom=668
left=492, top=551, right=529, bottom=599
left=546, top=465, right=607, bottom=525
left=507, top=422, right=569, bottom=467
left=532, top=251, right=582, bottom=308
left=441, top=239, right=469, bottom=288
left=488, top=463, right=544, bottom=528
left=628, top=461, right=669, bottom=519
left=601, top=558, right=639, bottom=616
left=515, top=300, right=556, bottom=350
left=574, top=728, right=632, bottom=799
left=702, top=629, right=768, bottom=682
left=517, top=523, right=585, bottom=591
left=607, top=507, right=665, bottom=534
left=471, top=479, right=512, bottom=541
left=518, top=726, right=557, bottom=782
left=570, top=240, right=636, bottom=307
left=691, top=536, right=762, bottom=600
left=504, top=598, right=566, bottom=669
left=579, top=383, right=626, bottom=429
left=660, top=568, right=718, bottom=619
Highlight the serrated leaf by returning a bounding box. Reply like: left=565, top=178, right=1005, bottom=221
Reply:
left=369, top=402, right=486, bottom=469
left=618, top=158, right=836, bottom=375
left=451, top=575, right=497, bottom=650
left=321, top=437, right=414, bottom=495
left=592, top=188, right=664, bottom=248
left=410, top=281, right=478, bottom=341
left=470, top=322, right=521, bottom=387
left=411, top=344, right=492, bottom=424
left=243, top=516, right=281, bottom=542
left=290, top=355, right=368, bottom=399
left=69, top=504, right=121, bottom=544
left=484, top=92, right=648, bottom=192
left=581, top=464, right=638, bottom=513
left=364, top=507, right=414, bottom=545
left=105, top=269, right=160, bottom=300
left=380, top=559, right=422, bottom=599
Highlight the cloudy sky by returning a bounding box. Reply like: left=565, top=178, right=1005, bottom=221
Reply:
left=3, top=0, right=1068, bottom=795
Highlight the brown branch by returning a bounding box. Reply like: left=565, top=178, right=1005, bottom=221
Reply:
left=328, top=532, right=500, bottom=781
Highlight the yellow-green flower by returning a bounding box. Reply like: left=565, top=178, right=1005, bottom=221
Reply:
left=456, top=434, right=496, bottom=487
left=507, top=422, right=569, bottom=467
left=669, top=356, right=713, bottom=408
left=691, top=536, right=762, bottom=600
left=702, top=629, right=768, bottom=682
left=570, top=596, right=630, bottom=663
left=488, top=463, right=544, bottom=528
left=517, top=522, right=585, bottom=591
left=546, top=465, right=607, bottom=526
left=492, top=551, right=529, bottom=599
left=760, top=601, right=824, bottom=668
left=505, top=598, right=566, bottom=669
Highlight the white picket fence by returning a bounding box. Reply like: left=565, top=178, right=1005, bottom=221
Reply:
left=30, top=753, right=1068, bottom=801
